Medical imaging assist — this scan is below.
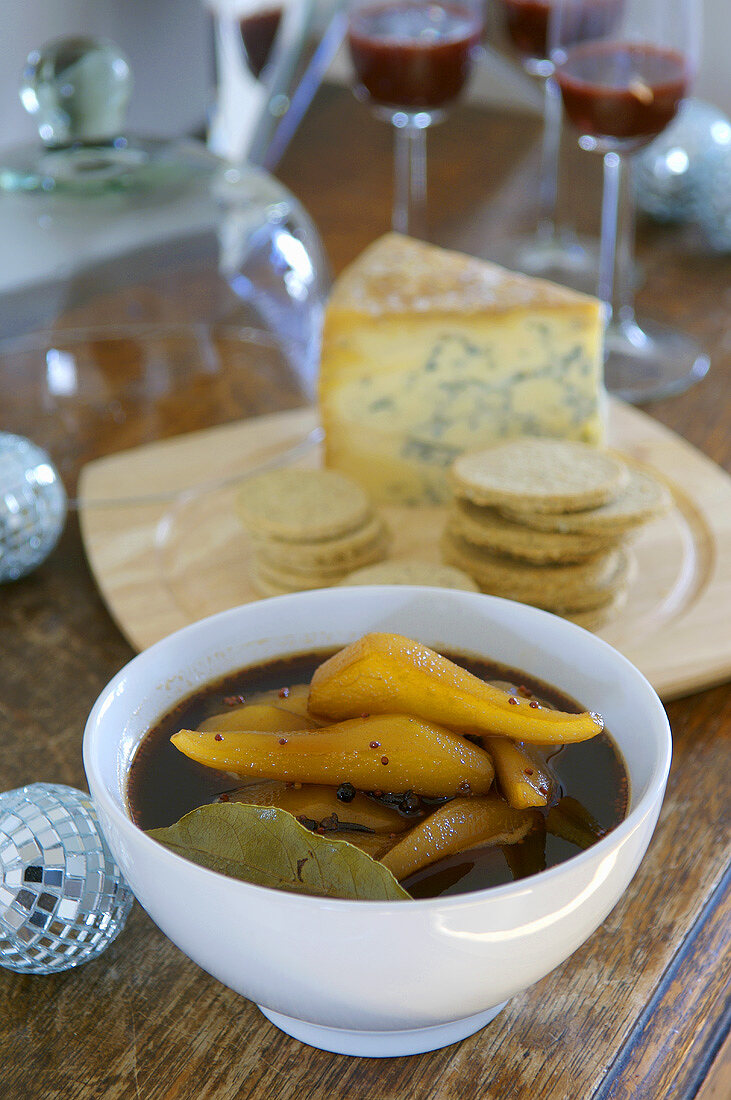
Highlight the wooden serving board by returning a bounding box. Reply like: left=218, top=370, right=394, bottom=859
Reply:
left=78, top=401, right=731, bottom=702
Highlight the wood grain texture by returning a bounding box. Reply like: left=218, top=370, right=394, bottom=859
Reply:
left=593, top=866, right=731, bottom=1100
left=0, top=87, right=729, bottom=1099
left=77, top=400, right=731, bottom=703
left=695, top=1028, right=731, bottom=1100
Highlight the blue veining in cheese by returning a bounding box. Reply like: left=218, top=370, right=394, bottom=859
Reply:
left=319, top=235, right=606, bottom=505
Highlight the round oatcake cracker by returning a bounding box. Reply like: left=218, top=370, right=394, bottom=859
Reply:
left=251, top=515, right=389, bottom=572
left=252, top=563, right=341, bottom=597
left=447, top=499, right=623, bottom=563
left=251, top=568, right=295, bottom=598
left=451, top=440, right=629, bottom=513
left=253, top=534, right=388, bottom=588
left=565, top=586, right=629, bottom=631
left=339, top=559, right=480, bottom=591
left=499, top=466, right=672, bottom=535
left=441, top=530, right=632, bottom=612
left=237, top=469, right=371, bottom=542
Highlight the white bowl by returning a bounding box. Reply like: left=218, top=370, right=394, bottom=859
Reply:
left=83, top=587, right=671, bottom=1057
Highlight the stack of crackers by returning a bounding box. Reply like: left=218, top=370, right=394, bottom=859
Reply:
left=237, top=469, right=389, bottom=597
left=442, top=439, right=671, bottom=628
left=340, top=560, right=479, bottom=591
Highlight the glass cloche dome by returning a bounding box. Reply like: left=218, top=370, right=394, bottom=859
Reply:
left=0, top=33, right=330, bottom=431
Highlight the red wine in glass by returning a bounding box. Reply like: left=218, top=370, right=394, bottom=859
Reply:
left=555, top=42, right=688, bottom=146
left=498, top=0, right=624, bottom=64
left=240, top=6, right=283, bottom=79
left=552, top=0, right=708, bottom=404
left=491, top=0, right=624, bottom=286
left=348, top=2, right=483, bottom=113
left=346, top=0, right=483, bottom=237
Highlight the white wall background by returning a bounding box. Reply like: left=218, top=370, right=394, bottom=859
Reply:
left=0, top=0, right=727, bottom=155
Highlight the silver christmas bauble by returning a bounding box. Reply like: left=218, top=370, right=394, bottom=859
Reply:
left=696, top=145, right=731, bottom=253
left=635, top=99, right=731, bottom=225
left=0, top=432, right=67, bottom=582
left=0, top=783, right=134, bottom=974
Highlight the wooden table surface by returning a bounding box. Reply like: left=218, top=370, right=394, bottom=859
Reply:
left=1, top=85, right=729, bottom=1099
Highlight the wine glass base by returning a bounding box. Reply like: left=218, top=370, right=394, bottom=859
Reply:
left=604, top=317, right=710, bottom=404
left=507, top=232, right=600, bottom=293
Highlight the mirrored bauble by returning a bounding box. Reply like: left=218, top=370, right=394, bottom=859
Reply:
left=0, top=433, right=67, bottom=583
left=696, top=146, right=731, bottom=253
left=0, top=783, right=134, bottom=974
left=635, top=100, right=731, bottom=225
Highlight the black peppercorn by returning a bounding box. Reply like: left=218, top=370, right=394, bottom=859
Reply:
left=400, top=790, right=420, bottom=814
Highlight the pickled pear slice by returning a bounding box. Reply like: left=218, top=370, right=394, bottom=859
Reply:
left=244, top=683, right=312, bottom=719
left=219, top=780, right=412, bottom=834
left=380, top=796, right=540, bottom=881
left=502, top=823, right=547, bottom=880
left=198, top=704, right=320, bottom=734
left=171, top=714, right=494, bottom=798
left=309, top=633, right=603, bottom=744
left=546, top=795, right=607, bottom=850
left=484, top=736, right=553, bottom=808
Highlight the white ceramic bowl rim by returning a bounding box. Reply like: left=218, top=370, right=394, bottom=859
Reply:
left=84, top=587, right=672, bottom=912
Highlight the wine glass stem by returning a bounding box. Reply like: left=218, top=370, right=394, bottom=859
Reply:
left=598, top=151, right=636, bottom=329
left=536, top=75, right=562, bottom=242
left=392, top=122, right=427, bottom=238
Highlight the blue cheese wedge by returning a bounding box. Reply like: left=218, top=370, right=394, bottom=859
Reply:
left=319, top=234, right=606, bottom=505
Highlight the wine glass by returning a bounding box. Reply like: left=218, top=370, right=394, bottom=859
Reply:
left=238, top=5, right=283, bottom=79
left=346, top=0, right=485, bottom=237
left=552, top=0, right=710, bottom=402
left=206, top=0, right=330, bottom=168
left=493, top=0, right=621, bottom=286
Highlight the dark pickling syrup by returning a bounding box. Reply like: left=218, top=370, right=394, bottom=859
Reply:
left=127, top=649, right=628, bottom=899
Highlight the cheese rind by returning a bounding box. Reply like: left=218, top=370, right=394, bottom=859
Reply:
left=320, top=235, right=605, bottom=505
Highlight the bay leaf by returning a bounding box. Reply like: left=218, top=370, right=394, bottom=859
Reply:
left=146, top=802, right=410, bottom=901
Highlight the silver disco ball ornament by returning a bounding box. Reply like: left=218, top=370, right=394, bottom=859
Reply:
left=0, top=432, right=67, bottom=582
left=635, top=99, right=731, bottom=225
left=0, top=783, right=134, bottom=974
left=696, top=145, right=731, bottom=253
